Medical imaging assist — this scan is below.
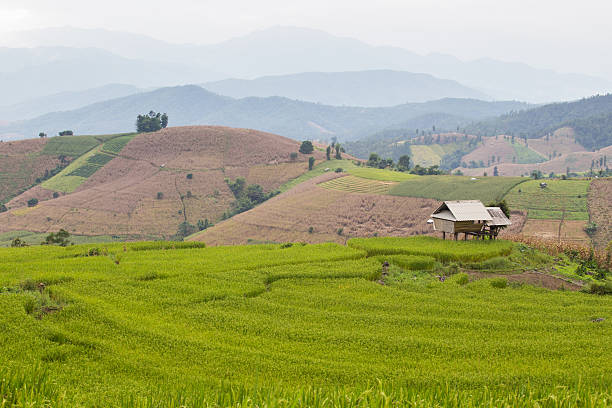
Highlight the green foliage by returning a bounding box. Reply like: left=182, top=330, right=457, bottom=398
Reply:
left=186, top=173, right=193, bottom=179
left=10, top=238, right=28, bottom=247
left=174, top=222, right=198, bottom=240
left=510, top=141, right=546, bottom=164
left=289, top=152, right=298, bottom=161
left=224, top=178, right=278, bottom=218
left=585, top=222, right=598, bottom=237
left=583, top=281, right=612, bottom=295
left=334, top=144, right=342, bottom=159
left=41, top=135, right=100, bottom=157
left=197, top=219, right=213, bottom=231
left=156, top=192, right=163, bottom=200
left=299, top=141, right=314, bottom=154
left=325, top=145, right=331, bottom=160
left=334, top=167, right=343, bottom=173
left=486, top=199, right=511, bottom=217
left=453, top=272, right=470, bottom=285
left=0, top=204, right=7, bottom=213
left=347, top=167, right=416, bottom=182
left=27, top=198, right=38, bottom=207
left=58, top=130, right=73, bottom=136
left=308, top=156, right=315, bottom=170
left=136, top=111, right=168, bottom=133
left=490, top=278, right=508, bottom=288
left=390, top=175, right=525, bottom=203
left=42, top=229, right=71, bottom=247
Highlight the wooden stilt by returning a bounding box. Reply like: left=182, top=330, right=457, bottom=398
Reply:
left=442, top=232, right=446, bottom=240
left=454, top=233, right=458, bottom=241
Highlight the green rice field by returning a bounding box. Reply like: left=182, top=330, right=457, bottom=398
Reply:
left=1, top=238, right=610, bottom=406
left=505, top=179, right=590, bottom=219
left=389, top=175, right=526, bottom=203
left=319, top=175, right=396, bottom=194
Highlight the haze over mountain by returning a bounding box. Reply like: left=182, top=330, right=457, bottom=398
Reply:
left=203, top=71, right=489, bottom=107
left=0, top=85, right=528, bottom=141
left=0, top=84, right=142, bottom=121
left=2, top=26, right=611, bottom=104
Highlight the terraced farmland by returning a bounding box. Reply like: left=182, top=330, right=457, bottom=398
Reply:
left=505, top=179, right=590, bottom=219
left=390, top=175, right=525, bottom=203
left=1, top=239, right=611, bottom=406
left=319, top=175, right=397, bottom=194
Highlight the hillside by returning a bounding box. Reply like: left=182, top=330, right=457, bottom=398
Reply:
left=0, top=86, right=528, bottom=141
left=190, top=166, right=527, bottom=246
left=467, top=94, right=612, bottom=150
left=204, top=70, right=488, bottom=106
left=0, top=126, right=323, bottom=240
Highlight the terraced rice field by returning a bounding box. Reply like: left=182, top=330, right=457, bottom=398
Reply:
left=505, top=179, right=590, bottom=220
left=390, top=175, right=525, bottom=203
left=318, top=175, right=397, bottom=194
left=1, top=239, right=611, bottom=406
left=410, top=145, right=442, bottom=167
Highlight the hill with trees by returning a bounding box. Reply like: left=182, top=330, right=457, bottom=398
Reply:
left=466, top=94, right=612, bottom=150
left=0, top=86, right=528, bottom=142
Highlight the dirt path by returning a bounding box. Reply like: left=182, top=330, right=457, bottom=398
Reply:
left=466, top=270, right=583, bottom=291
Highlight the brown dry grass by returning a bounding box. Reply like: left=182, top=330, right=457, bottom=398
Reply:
left=587, top=178, right=612, bottom=248
left=0, top=139, right=62, bottom=204
left=461, top=136, right=518, bottom=165
left=459, top=145, right=612, bottom=177
left=0, top=126, right=319, bottom=238
left=528, top=128, right=586, bottom=158
left=189, top=173, right=438, bottom=246
left=520, top=219, right=590, bottom=244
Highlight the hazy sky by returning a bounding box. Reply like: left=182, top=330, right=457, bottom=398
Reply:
left=2, top=0, right=612, bottom=79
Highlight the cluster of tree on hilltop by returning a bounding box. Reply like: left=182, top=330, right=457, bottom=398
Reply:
left=465, top=94, right=612, bottom=150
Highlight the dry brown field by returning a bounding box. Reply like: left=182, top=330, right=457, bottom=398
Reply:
left=189, top=172, right=440, bottom=246
left=527, top=128, right=587, bottom=158
left=520, top=218, right=590, bottom=244
left=0, top=126, right=318, bottom=238
left=588, top=178, right=612, bottom=247
left=458, top=145, right=612, bottom=177
left=0, top=139, right=62, bottom=204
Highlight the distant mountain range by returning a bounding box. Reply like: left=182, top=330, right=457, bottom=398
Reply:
left=2, top=26, right=611, bottom=104
left=0, top=85, right=528, bottom=141
left=203, top=71, right=489, bottom=106
left=0, top=84, right=143, bottom=121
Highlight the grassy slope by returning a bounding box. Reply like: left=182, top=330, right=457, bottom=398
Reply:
left=0, top=239, right=610, bottom=406
left=390, top=175, right=526, bottom=203
left=40, top=146, right=102, bottom=192
left=509, top=140, right=547, bottom=164
left=505, top=179, right=590, bottom=219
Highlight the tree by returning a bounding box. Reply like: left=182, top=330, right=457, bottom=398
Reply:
left=136, top=111, right=167, bottom=133
left=43, top=229, right=71, bottom=246
left=197, top=219, right=213, bottom=231
left=493, top=166, right=499, bottom=176
left=487, top=200, right=510, bottom=218
left=396, top=155, right=410, bottom=172
left=326, top=146, right=331, bottom=160
left=289, top=152, right=298, bottom=161
left=299, top=141, right=314, bottom=154
left=0, top=204, right=7, bottom=213
left=38, top=132, right=47, bottom=138
left=156, top=192, right=164, bottom=200
left=58, top=130, right=73, bottom=136
left=245, top=184, right=265, bottom=204
left=308, top=157, right=315, bottom=170
left=226, top=177, right=246, bottom=198
left=27, top=198, right=38, bottom=207
left=11, top=237, right=28, bottom=247
left=335, top=144, right=342, bottom=160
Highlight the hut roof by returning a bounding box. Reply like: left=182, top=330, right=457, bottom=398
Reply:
left=485, top=207, right=512, bottom=226
left=431, top=200, right=492, bottom=222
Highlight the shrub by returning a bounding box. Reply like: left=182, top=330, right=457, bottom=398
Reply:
left=490, top=278, right=508, bottom=289
left=186, top=173, right=193, bottom=179
left=186, top=191, right=192, bottom=198
left=0, top=204, right=6, bottom=213
left=376, top=255, right=436, bottom=271
left=43, top=229, right=70, bottom=247
left=156, top=192, right=164, bottom=200
left=290, top=152, right=298, bottom=161
left=454, top=273, right=470, bottom=285
left=10, top=238, right=28, bottom=247
left=583, top=281, right=612, bottom=295
left=334, top=168, right=343, bottom=173
left=299, top=141, right=314, bottom=154
left=27, top=198, right=38, bottom=207
left=52, top=192, right=59, bottom=198
left=584, top=222, right=598, bottom=237
left=308, top=157, right=315, bottom=170
left=337, top=228, right=344, bottom=236
left=308, top=226, right=314, bottom=234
